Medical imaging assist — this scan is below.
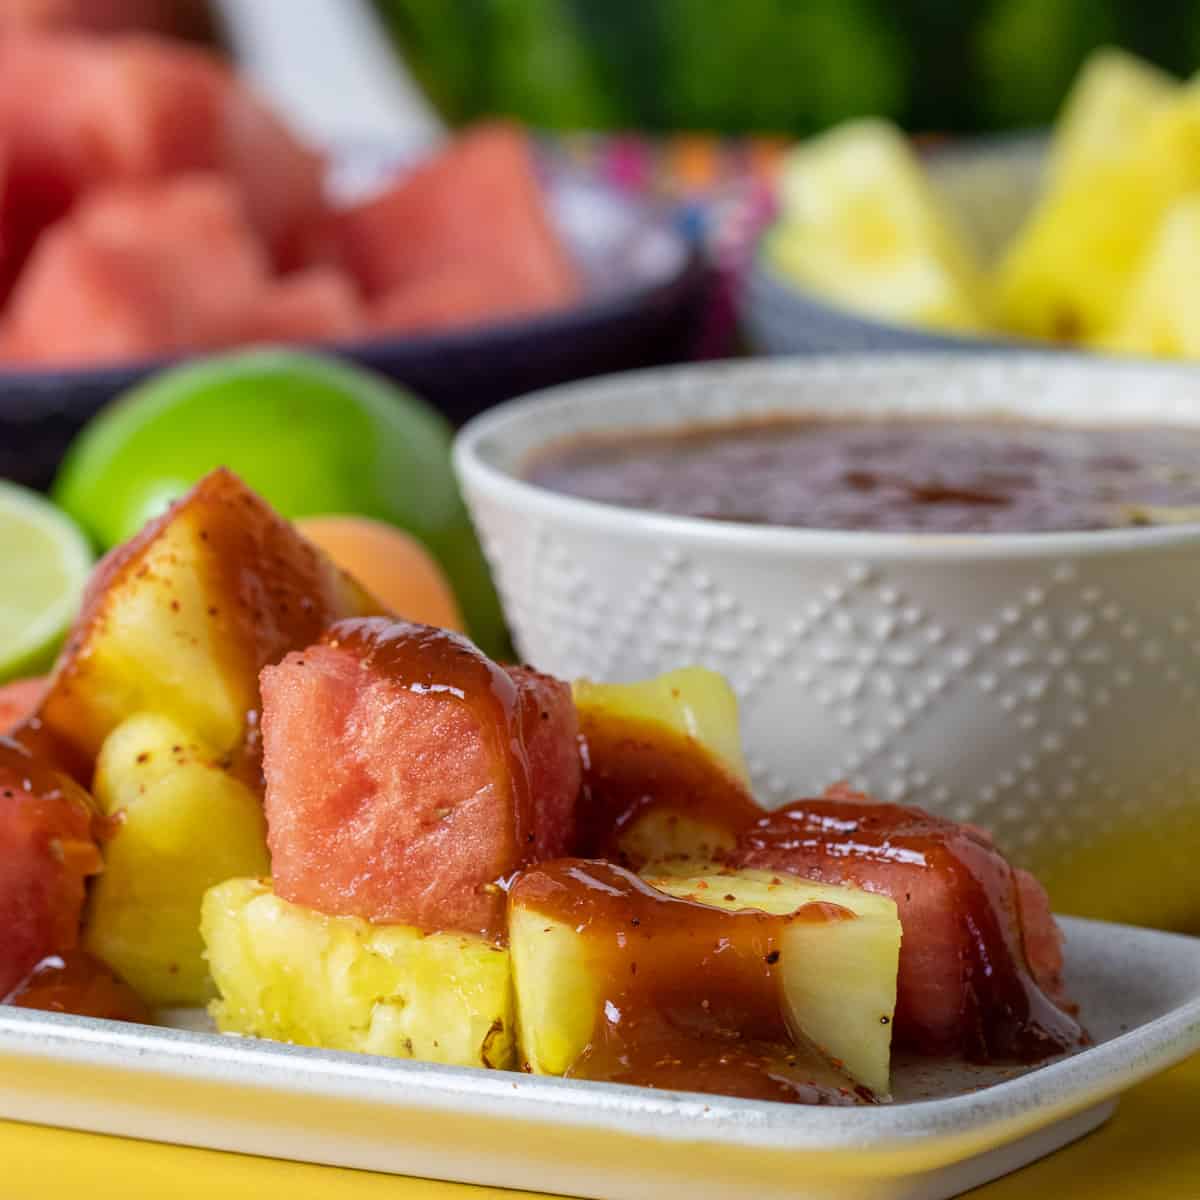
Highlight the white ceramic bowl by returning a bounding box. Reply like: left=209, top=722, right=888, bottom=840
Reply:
left=455, top=355, right=1200, bottom=931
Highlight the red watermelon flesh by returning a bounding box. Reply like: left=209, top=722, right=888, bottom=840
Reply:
left=0, top=33, right=324, bottom=280
left=243, top=268, right=363, bottom=346
left=0, top=736, right=101, bottom=998
left=0, top=35, right=219, bottom=283
left=260, top=620, right=581, bottom=939
left=221, top=79, right=326, bottom=270
left=515, top=664, right=583, bottom=862
left=0, top=678, right=47, bottom=734
left=332, top=122, right=580, bottom=313
left=728, top=785, right=1083, bottom=1062
left=371, top=264, right=543, bottom=335
left=2, top=173, right=269, bottom=364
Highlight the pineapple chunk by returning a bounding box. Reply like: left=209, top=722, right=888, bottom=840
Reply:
left=573, top=666, right=749, bottom=787
left=767, top=118, right=989, bottom=333
left=1101, top=197, right=1200, bottom=357
left=510, top=866, right=900, bottom=1096
left=202, top=878, right=515, bottom=1069
left=41, top=468, right=380, bottom=763
left=1050, top=47, right=1178, bottom=186
left=615, top=807, right=732, bottom=871
left=995, top=78, right=1200, bottom=342
left=573, top=667, right=758, bottom=867
left=83, top=714, right=269, bottom=1006
left=649, top=871, right=900, bottom=1096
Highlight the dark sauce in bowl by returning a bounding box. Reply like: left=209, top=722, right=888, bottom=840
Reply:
left=526, top=416, right=1200, bottom=534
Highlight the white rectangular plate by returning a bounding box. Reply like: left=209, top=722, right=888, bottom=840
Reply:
left=1, top=916, right=1198, bottom=1200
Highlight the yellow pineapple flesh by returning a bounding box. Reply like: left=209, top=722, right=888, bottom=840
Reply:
left=768, top=118, right=989, bottom=333
left=573, top=667, right=760, bottom=870
left=509, top=865, right=899, bottom=1096
left=995, top=73, right=1200, bottom=343
left=1050, top=47, right=1178, bottom=186
left=202, top=878, right=515, bottom=1068
left=649, top=870, right=901, bottom=1097
left=1101, top=196, right=1200, bottom=357
left=83, top=713, right=269, bottom=1007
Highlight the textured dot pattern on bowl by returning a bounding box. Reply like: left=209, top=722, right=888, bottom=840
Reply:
left=455, top=354, right=1200, bottom=932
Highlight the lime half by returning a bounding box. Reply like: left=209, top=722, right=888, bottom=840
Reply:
left=0, top=481, right=92, bottom=681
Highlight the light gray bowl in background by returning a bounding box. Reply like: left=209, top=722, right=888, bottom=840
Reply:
left=455, top=354, right=1200, bottom=933
left=742, top=138, right=1048, bottom=356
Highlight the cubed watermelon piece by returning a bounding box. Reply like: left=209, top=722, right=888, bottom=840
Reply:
left=0, top=33, right=324, bottom=279
left=332, top=122, right=580, bottom=316
left=243, top=268, right=363, bottom=346
left=0, top=736, right=101, bottom=997
left=728, top=786, right=1083, bottom=1062
left=371, top=265, right=541, bottom=334
left=260, top=619, right=581, bottom=938
left=3, top=173, right=269, bottom=364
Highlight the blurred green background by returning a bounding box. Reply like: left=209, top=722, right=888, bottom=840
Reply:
left=376, top=0, right=1199, bottom=134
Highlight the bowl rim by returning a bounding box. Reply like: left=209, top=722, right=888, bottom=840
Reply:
left=454, top=353, right=1200, bottom=560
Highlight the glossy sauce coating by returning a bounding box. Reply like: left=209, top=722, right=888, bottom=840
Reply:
left=575, top=711, right=763, bottom=866
left=9, top=712, right=93, bottom=787
left=736, top=796, right=1083, bottom=1062
left=0, top=734, right=108, bottom=866
left=4, top=951, right=149, bottom=1023
left=323, top=617, right=537, bottom=885
left=527, top=416, right=1200, bottom=533
left=0, top=734, right=93, bottom=811
left=512, top=859, right=869, bottom=1104
left=41, top=468, right=382, bottom=768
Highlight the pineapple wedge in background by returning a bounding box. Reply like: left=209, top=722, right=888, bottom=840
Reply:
left=1048, top=47, right=1178, bottom=186
left=1101, top=197, right=1200, bottom=357
left=573, top=667, right=759, bottom=868
left=509, top=867, right=900, bottom=1096
left=84, top=713, right=269, bottom=1006
left=202, top=878, right=515, bottom=1069
left=995, top=67, right=1200, bottom=343
left=40, top=468, right=381, bottom=764
left=766, top=118, right=989, bottom=334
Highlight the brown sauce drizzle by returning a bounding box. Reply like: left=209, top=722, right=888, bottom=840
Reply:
left=736, top=796, right=1084, bottom=1063
left=41, top=468, right=383, bottom=769
left=8, top=714, right=92, bottom=788
left=575, top=712, right=763, bottom=866
left=323, top=617, right=537, bottom=870
left=4, top=951, right=149, bottom=1023
left=0, top=733, right=85, bottom=802
left=511, top=859, right=871, bottom=1105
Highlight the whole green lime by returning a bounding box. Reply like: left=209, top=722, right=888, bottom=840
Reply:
left=53, top=350, right=506, bottom=657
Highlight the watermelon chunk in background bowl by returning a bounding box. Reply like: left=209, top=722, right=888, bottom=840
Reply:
left=0, top=133, right=704, bottom=491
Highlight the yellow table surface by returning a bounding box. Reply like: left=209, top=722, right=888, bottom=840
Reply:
left=5, top=1053, right=1198, bottom=1200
